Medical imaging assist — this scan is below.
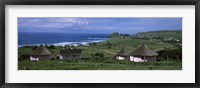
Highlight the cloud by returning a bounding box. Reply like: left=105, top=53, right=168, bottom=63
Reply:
left=18, top=18, right=182, bottom=33
left=86, top=18, right=115, bottom=23
left=18, top=18, right=88, bottom=29
left=84, top=26, right=116, bottom=30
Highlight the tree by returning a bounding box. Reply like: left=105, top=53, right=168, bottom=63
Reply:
left=107, top=46, right=111, bottom=49
left=109, top=32, right=120, bottom=38
left=19, top=54, right=30, bottom=60
left=157, top=48, right=182, bottom=61
left=93, top=53, right=105, bottom=59
left=124, top=34, right=129, bottom=37
left=106, top=41, right=110, bottom=46
left=49, top=45, right=55, bottom=49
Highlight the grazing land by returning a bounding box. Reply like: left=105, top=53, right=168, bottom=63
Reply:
left=18, top=30, right=182, bottom=70
left=18, top=60, right=181, bottom=70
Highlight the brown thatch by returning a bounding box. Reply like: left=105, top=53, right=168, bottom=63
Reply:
left=30, top=46, right=51, bottom=55
left=116, top=48, right=126, bottom=56
left=59, top=49, right=82, bottom=55
left=130, top=44, right=158, bottom=56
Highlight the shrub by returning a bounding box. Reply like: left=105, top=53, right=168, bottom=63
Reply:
left=82, top=57, right=90, bottom=61
left=49, top=45, right=55, bottom=49
left=102, top=57, right=116, bottom=63
left=155, top=62, right=161, bottom=65
left=91, top=53, right=105, bottom=60
left=19, top=54, right=30, bottom=60
left=51, top=58, right=56, bottom=60
left=157, top=48, right=182, bottom=61
left=149, top=65, right=153, bottom=70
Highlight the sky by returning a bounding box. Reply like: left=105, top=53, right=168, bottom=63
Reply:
left=18, top=18, right=182, bottom=34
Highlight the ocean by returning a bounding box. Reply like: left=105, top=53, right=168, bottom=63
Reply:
left=18, top=32, right=110, bottom=47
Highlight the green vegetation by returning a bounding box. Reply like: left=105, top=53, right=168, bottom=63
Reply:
left=109, top=32, right=120, bottom=38
left=109, top=32, right=130, bottom=38
left=18, top=60, right=181, bottom=70
left=135, top=30, right=182, bottom=39
left=18, top=30, right=182, bottom=70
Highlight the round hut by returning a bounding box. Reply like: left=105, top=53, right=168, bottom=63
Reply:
left=115, top=48, right=127, bottom=60
left=59, top=48, right=83, bottom=60
left=29, top=46, right=52, bottom=61
left=129, top=44, right=158, bottom=62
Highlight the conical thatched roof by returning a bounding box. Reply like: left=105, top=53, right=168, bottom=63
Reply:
left=130, top=44, right=158, bottom=56
left=60, top=49, right=82, bottom=55
left=116, top=48, right=126, bottom=56
left=30, top=46, right=51, bottom=55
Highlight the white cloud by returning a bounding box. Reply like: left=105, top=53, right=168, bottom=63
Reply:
left=84, top=26, right=116, bottom=30
left=18, top=18, right=88, bottom=29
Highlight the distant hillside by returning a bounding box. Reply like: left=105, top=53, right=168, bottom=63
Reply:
left=109, top=32, right=130, bottom=38
left=134, top=30, right=182, bottom=42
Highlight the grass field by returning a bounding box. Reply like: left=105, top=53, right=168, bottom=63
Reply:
left=18, top=31, right=182, bottom=70
left=136, top=30, right=182, bottom=40
left=19, top=38, right=174, bottom=59
left=74, top=38, right=173, bottom=58
left=18, top=60, right=182, bottom=70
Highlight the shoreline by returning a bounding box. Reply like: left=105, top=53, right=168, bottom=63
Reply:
left=18, top=38, right=110, bottom=47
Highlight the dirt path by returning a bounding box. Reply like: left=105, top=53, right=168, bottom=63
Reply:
left=99, top=49, right=116, bottom=55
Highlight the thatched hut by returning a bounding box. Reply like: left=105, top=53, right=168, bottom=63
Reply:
left=129, top=44, right=158, bottom=62
left=115, top=48, right=127, bottom=60
left=29, top=46, right=52, bottom=61
left=59, top=48, right=83, bottom=60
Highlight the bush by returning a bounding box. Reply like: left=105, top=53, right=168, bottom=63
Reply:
left=157, top=48, right=182, bottom=61
left=19, top=54, right=30, bottom=60
left=149, top=65, right=153, bottom=70
left=51, top=58, right=56, bottom=60
left=64, top=60, right=71, bottom=62
left=155, top=62, right=161, bottom=65
left=102, top=57, right=116, bottom=63
left=56, top=56, right=59, bottom=60
left=90, top=53, right=105, bottom=60
left=49, top=45, right=55, bottom=49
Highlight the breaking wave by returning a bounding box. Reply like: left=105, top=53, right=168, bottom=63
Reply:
left=18, top=39, right=109, bottom=47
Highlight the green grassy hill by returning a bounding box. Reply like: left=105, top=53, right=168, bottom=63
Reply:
left=134, top=30, right=182, bottom=41
left=18, top=30, right=182, bottom=70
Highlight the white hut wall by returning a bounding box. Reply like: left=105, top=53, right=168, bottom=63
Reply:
left=116, top=56, right=126, bottom=60
left=30, top=55, right=51, bottom=60
left=59, top=54, right=64, bottom=60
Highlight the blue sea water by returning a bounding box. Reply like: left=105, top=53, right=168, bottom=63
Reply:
left=18, top=32, right=110, bottom=47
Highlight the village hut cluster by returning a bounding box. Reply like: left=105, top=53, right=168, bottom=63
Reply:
left=29, top=44, right=158, bottom=62
left=29, top=46, right=83, bottom=61
left=115, top=44, right=158, bottom=62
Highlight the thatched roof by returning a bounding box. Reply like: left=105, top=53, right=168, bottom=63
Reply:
left=116, top=48, right=126, bottom=56
left=60, top=49, right=82, bottom=55
left=30, top=46, right=51, bottom=55
left=130, top=44, right=158, bottom=56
